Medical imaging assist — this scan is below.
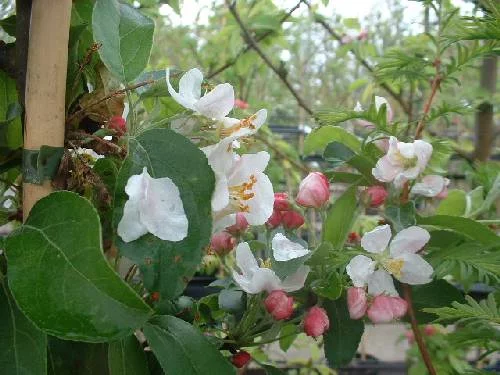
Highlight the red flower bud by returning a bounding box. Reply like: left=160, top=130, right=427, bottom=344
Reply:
left=365, top=186, right=388, bottom=207
left=234, top=99, right=249, bottom=110
left=367, top=295, right=408, bottom=324
left=281, top=210, right=305, bottom=230
left=266, top=209, right=282, bottom=229
left=347, top=287, right=368, bottom=319
left=348, top=232, right=361, bottom=243
left=296, top=172, right=330, bottom=208
left=264, top=290, right=294, bottom=320
left=274, top=192, right=291, bottom=211
left=424, top=325, right=437, bottom=336
left=231, top=351, right=251, bottom=368
left=150, top=292, right=160, bottom=302
left=303, top=306, right=330, bottom=337
left=226, top=213, right=249, bottom=235
left=209, top=232, right=236, bottom=255
left=108, top=115, right=127, bottom=135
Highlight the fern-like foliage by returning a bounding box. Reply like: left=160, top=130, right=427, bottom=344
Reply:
left=447, top=320, right=500, bottom=350
left=426, top=102, right=474, bottom=124
left=375, top=48, right=433, bottom=85
left=424, top=294, right=500, bottom=325
left=428, top=242, right=500, bottom=289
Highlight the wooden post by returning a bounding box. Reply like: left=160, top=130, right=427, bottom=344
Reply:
left=23, top=0, right=72, bottom=219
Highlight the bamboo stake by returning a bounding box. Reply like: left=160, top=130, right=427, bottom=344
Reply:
left=23, top=0, right=72, bottom=219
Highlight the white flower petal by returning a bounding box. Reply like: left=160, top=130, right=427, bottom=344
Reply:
left=389, top=226, right=430, bottom=257
left=372, top=155, right=401, bottom=182
left=117, top=200, right=148, bottom=243
left=367, top=269, right=398, bottom=297
left=244, top=172, right=274, bottom=226
left=225, top=109, right=268, bottom=138
left=211, top=174, right=230, bottom=212
left=397, top=142, right=415, bottom=159
left=124, top=169, right=147, bottom=199
left=247, top=268, right=283, bottom=294
left=194, top=83, right=234, bottom=119
left=397, top=253, right=434, bottom=284
left=361, top=224, right=392, bottom=254
left=411, top=175, right=447, bottom=197
left=229, top=151, right=270, bottom=183
left=414, top=140, right=433, bottom=171
left=346, top=255, right=376, bottom=287
left=235, top=242, right=259, bottom=277
left=281, top=265, right=310, bottom=292
left=272, top=233, right=310, bottom=261
left=166, top=68, right=201, bottom=110
left=139, top=174, right=188, bottom=242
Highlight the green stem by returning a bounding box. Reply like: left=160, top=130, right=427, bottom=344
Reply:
left=478, top=220, right=500, bottom=224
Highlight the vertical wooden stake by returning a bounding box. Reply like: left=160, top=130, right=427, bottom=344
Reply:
left=23, top=0, right=72, bottom=219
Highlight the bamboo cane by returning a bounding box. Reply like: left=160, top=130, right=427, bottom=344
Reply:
left=23, top=0, right=72, bottom=219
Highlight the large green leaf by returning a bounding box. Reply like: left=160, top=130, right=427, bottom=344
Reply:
left=5, top=191, right=153, bottom=342
left=92, top=0, right=154, bottom=83
left=108, top=335, right=150, bottom=375
left=0, top=70, right=22, bottom=150
left=114, top=129, right=215, bottom=299
left=143, top=315, right=235, bottom=375
left=323, top=142, right=375, bottom=183
left=323, top=187, right=358, bottom=249
left=303, top=126, right=361, bottom=155
left=417, top=215, right=500, bottom=246
left=385, top=202, right=416, bottom=232
left=436, top=190, right=466, bottom=216
left=0, top=280, right=47, bottom=375
left=324, top=297, right=364, bottom=367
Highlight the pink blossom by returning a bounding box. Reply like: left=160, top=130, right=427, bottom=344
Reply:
left=424, top=325, right=437, bottom=336
left=225, top=212, right=249, bottom=235
left=281, top=210, right=305, bottom=229
left=347, top=287, right=368, bottom=319
left=296, top=172, right=330, bottom=208
left=367, top=295, right=408, bottom=323
left=264, top=290, right=294, bottom=320
left=108, top=116, right=126, bottom=135
left=234, top=99, right=249, bottom=110
left=365, top=185, right=388, bottom=207
left=209, top=232, right=236, bottom=255
left=274, top=192, right=291, bottom=211
left=266, top=209, right=282, bottom=229
left=303, top=306, right=330, bottom=337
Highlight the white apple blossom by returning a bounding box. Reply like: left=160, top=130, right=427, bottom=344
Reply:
left=219, top=108, right=267, bottom=139
left=117, top=167, right=188, bottom=243
left=372, top=136, right=433, bottom=187
left=411, top=175, right=450, bottom=197
left=346, top=225, right=433, bottom=296
left=232, top=242, right=310, bottom=294
left=272, top=233, right=310, bottom=261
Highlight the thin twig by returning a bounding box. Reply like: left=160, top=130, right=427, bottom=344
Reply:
left=415, top=61, right=441, bottom=139
left=207, top=1, right=304, bottom=79
left=226, top=0, right=313, bottom=116
left=302, top=0, right=411, bottom=116
left=68, top=130, right=125, bottom=155
left=65, top=79, right=157, bottom=125
left=403, top=284, right=437, bottom=375
left=255, top=134, right=309, bottom=174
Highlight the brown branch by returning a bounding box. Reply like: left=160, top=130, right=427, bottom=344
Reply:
left=226, top=0, right=313, bottom=116
left=68, top=131, right=125, bottom=155
left=207, top=1, right=304, bottom=79
left=415, top=60, right=441, bottom=140
left=255, top=134, right=309, bottom=174
left=302, top=0, right=411, bottom=116
left=403, top=284, right=437, bottom=375
left=65, top=79, right=157, bottom=125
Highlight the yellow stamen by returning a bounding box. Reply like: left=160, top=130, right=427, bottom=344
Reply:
left=220, top=113, right=258, bottom=138
left=229, top=174, right=257, bottom=213
left=383, top=259, right=405, bottom=278
left=260, top=258, right=272, bottom=268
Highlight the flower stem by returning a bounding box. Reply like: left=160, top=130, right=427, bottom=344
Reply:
left=402, top=284, right=437, bottom=375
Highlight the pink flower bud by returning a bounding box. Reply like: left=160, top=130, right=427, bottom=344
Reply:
left=365, top=186, right=388, bottom=207
left=234, top=99, right=249, bottom=110
left=264, top=290, right=294, bottom=320
left=357, top=30, right=369, bottom=41
left=226, top=212, right=249, bottom=235
left=424, top=325, right=437, bottom=336
left=303, top=306, right=330, bottom=337
left=347, top=287, right=368, bottom=319
left=281, top=210, right=305, bottom=230
left=231, top=351, right=251, bottom=368
left=108, top=116, right=127, bottom=135
left=348, top=232, right=361, bottom=244
left=367, top=295, right=408, bottom=324
left=405, top=330, right=415, bottom=344
left=296, top=172, right=330, bottom=208
left=274, top=192, right=291, bottom=211
left=209, top=232, right=236, bottom=255
left=266, top=209, right=282, bottom=229
left=435, top=187, right=448, bottom=199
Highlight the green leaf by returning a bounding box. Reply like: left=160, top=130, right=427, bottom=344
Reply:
left=312, top=271, right=342, bottom=300
left=279, top=324, right=298, bottom=352
left=324, top=171, right=369, bottom=186
left=303, top=126, right=361, bottom=155
left=94, top=158, right=119, bottom=193
left=408, top=279, right=465, bottom=324
left=108, top=335, right=150, bottom=375
left=385, top=202, right=416, bottom=232
left=323, top=142, right=375, bottom=182
left=0, top=15, right=16, bottom=36
left=6, top=191, right=153, bottom=342
left=143, top=315, right=235, bottom=375
left=417, top=215, right=500, bottom=246
left=324, top=297, right=364, bottom=367
left=271, top=253, right=310, bottom=279
left=323, top=187, right=358, bottom=249
left=261, top=364, right=286, bottom=374
left=0, top=70, right=22, bottom=150
left=93, top=0, right=154, bottom=83
left=436, top=190, right=466, bottom=216
left=114, top=129, right=215, bottom=299
left=218, top=290, right=245, bottom=313
left=134, top=70, right=169, bottom=97
left=0, top=280, right=47, bottom=374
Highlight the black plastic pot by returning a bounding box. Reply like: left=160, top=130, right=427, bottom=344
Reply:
left=184, top=276, right=219, bottom=299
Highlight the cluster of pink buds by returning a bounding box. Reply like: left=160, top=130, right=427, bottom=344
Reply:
left=266, top=193, right=305, bottom=230
left=264, top=290, right=294, bottom=320
left=209, top=213, right=249, bottom=255
left=347, top=287, right=408, bottom=324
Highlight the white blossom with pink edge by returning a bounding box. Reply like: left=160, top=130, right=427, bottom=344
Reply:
left=232, top=242, right=310, bottom=294
left=411, top=175, right=450, bottom=198
left=346, top=225, right=434, bottom=296
left=372, top=136, right=433, bottom=188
